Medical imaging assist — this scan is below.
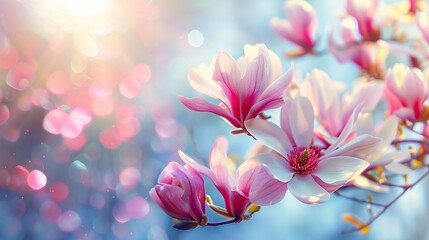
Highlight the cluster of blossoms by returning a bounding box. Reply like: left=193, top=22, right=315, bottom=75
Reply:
left=151, top=0, right=429, bottom=234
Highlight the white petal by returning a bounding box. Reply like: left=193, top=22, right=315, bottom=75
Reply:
left=253, top=153, right=294, bottom=182
left=385, top=162, right=414, bottom=175
left=288, top=174, right=330, bottom=204
left=245, top=119, right=292, bottom=157
left=288, top=96, right=315, bottom=146
left=355, top=112, right=374, bottom=135
left=353, top=175, right=389, bottom=192
left=249, top=169, right=288, bottom=206
left=373, top=150, right=410, bottom=166
left=314, top=156, right=369, bottom=185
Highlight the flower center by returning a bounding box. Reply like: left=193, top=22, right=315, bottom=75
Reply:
left=287, top=146, right=323, bottom=174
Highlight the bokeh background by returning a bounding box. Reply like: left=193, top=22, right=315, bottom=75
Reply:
left=0, top=0, right=428, bottom=239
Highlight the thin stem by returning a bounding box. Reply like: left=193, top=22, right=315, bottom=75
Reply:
left=334, top=192, right=386, bottom=207
left=206, top=216, right=241, bottom=227
left=342, top=166, right=429, bottom=234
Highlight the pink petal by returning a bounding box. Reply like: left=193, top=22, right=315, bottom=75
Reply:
left=355, top=113, right=374, bottom=135
left=235, top=160, right=263, bottom=196
left=323, top=134, right=380, bottom=160
left=313, top=156, right=369, bottom=185
left=253, top=152, right=294, bottom=182
left=373, top=150, right=410, bottom=166
left=249, top=169, right=288, bottom=206
left=247, top=97, right=284, bottom=120
left=241, top=47, right=270, bottom=101
left=270, top=18, right=304, bottom=47
left=288, top=174, right=330, bottom=204
left=213, top=52, right=241, bottom=98
left=416, top=12, right=429, bottom=43
left=286, top=0, right=317, bottom=48
left=179, top=96, right=241, bottom=128
left=151, top=184, right=192, bottom=220
left=188, top=65, right=224, bottom=101
left=245, top=119, right=292, bottom=157
left=353, top=175, right=389, bottom=192
left=281, top=97, right=314, bottom=147
left=344, top=81, right=383, bottom=118
left=326, top=103, right=362, bottom=152
left=209, top=137, right=232, bottom=190
left=258, top=64, right=294, bottom=101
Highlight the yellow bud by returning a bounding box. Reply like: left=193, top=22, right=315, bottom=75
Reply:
left=342, top=213, right=371, bottom=235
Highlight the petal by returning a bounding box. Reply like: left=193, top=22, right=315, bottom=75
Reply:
left=355, top=112, right=374, bottom=135
left=288, top=174, right=330, bottom=204
left=249, top=169, right=288, bottom=206
left=152, top=184, right=192, bottom=220
left=352, top=175, right=389, bottom=192
left=253, top=152, right=294, bottom=182
left=188, top=65, right=224, bottom=100
left=247, top=97, right=284, bottom=120
left=241, top=46, right=270, bottom=100
left=313, top=156, right=369, bottom=185
left=245, top=118, right=292, bottom=157
left=179, top=96, right=241, bottom=128
left=373, top=150, right=410, bottom=166
left=323, top=134, right=380, bottom=160
left=280, top=97, right=315, bottom=147
left=385, top=162, right=414, bottom=175
left=235, top=160, right=264, bottom=196
left=258, top=64, right=294, bottom=101
left=178, top=150, right=217, bottom=186
left=213, top=52, right=241, bottom=98
left=209, top=137, right=232, bottom=190
left=326, top=103, right=362, bottom=152
left=374, top=116, right=399, bottom=151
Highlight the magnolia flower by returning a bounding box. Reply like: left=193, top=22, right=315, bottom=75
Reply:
left=384, top=64, right=429, bottom=122
left=345, top=0, right=380, bottom=41
left=179, top=43, right=293, bottom=134
left=270, top=0, right=317, bottom=53
left=300, top=69, right=383, bottom=138
left=179, top=137, right=285, bottom=216
left=328, top=17, right=387, bottom=77
left=149, top=162, right=207, bottom=229
left=353, top=114, right=412, bottom=191
left=245, top=96, right=380, bottom=204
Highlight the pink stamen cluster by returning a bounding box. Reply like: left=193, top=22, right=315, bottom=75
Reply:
left=288, top=146, right=323, bottom=174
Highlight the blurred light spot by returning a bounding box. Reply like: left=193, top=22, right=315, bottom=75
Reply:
left=126, top=196, right=150, bottom=219
left=3, top=127, right=20, bottom=142
left=116, top=118, right=140, bottom=141
left=10, top=165, right=29, bottom=192
left=0, top=169, right=10, bottom=188
left=119, top=167, right=140, bottom=189
left=74, top=32, right=99, bottom=57
left=148, top=225, right=168, bottom=240
left=100, top=127, right=120, bottom=149
left=63, top=133, right=87, bottom=150
left=111, top=221, right=129, bottom=238
left=0, top=45, right=19, bottom=70
left=92, top=98, right=114, bottom=117
left=71, top=55, right=88, bottom=73
left=90, top=193, right=105, bottom=209
left=70, top=108, right=92, bottom=126
left=69, top=160, right=88, bottom=182
left=52, top=145, right=72, bottom=164
left=155, top=117, right=178, bottom=138
left=89, top=81, right=112, bottom=99
left=188, top=30, right=204, bottom=47
left=0, top=104, right=10, bottom=125
left=112, top=203, right=130, bottom=223
left=43, top=109, right=69, bottom=135
left=57, top=210, right=81, bottom=232
left=31, top=88, right=50, bottom=107
left=46, top=71, right=70, bottom=95
left=49, top=181, right=69, bottom=201
left=27, top=170, right=47, bottom=190
left=95, top=19, right=112, bottom=35
left=6, top=62, right=35, bottom=91
left=40, top=200, right=61, bottom=223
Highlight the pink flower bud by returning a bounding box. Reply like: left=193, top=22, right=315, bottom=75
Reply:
left=150, top=162, right=206, bottom=225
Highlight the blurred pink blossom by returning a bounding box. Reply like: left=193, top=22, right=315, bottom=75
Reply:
left=180, top=43, right=293, bottom=134
left=384, top=64, right=429, bottom=121
left=345, top=0, right=380, bottom=41
left=245, top=96, right=379, bottom=204
left=270, top=0, right=317, bottom=53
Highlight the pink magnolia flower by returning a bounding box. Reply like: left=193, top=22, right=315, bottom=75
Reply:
left=270, top=0, right=317, bottom=53
left=179, top=137, right=286, bottom=216
left=300, top=69, right=383, bottom=138
left=353, top=114, right=411, bottom=191
left=328, top=18, right=387, bottom=77
left=384, top=64, right=429, bottom=121
left=245, top=96, right=380, bottom=204
left=345, top=0, right=380, bottom=41
left=179, top=44, right=293, bottom=134
left=149, top=162, right=207, bottom=229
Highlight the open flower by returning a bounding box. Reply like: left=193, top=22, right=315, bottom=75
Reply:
left=179, top=137, right=285, bottom=217
left=300, top=69, right=383, bottom=138
left=270, top=0, right=317, bottom=54
left=353, top=114, right=412, bottom=191
left=245, top=96, right=380, bottom=204
left=384, top=64, right=429, bottom=122
left=179, top=43, right=293, bottom=134
left=149, top=162, right=207, bottom=229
